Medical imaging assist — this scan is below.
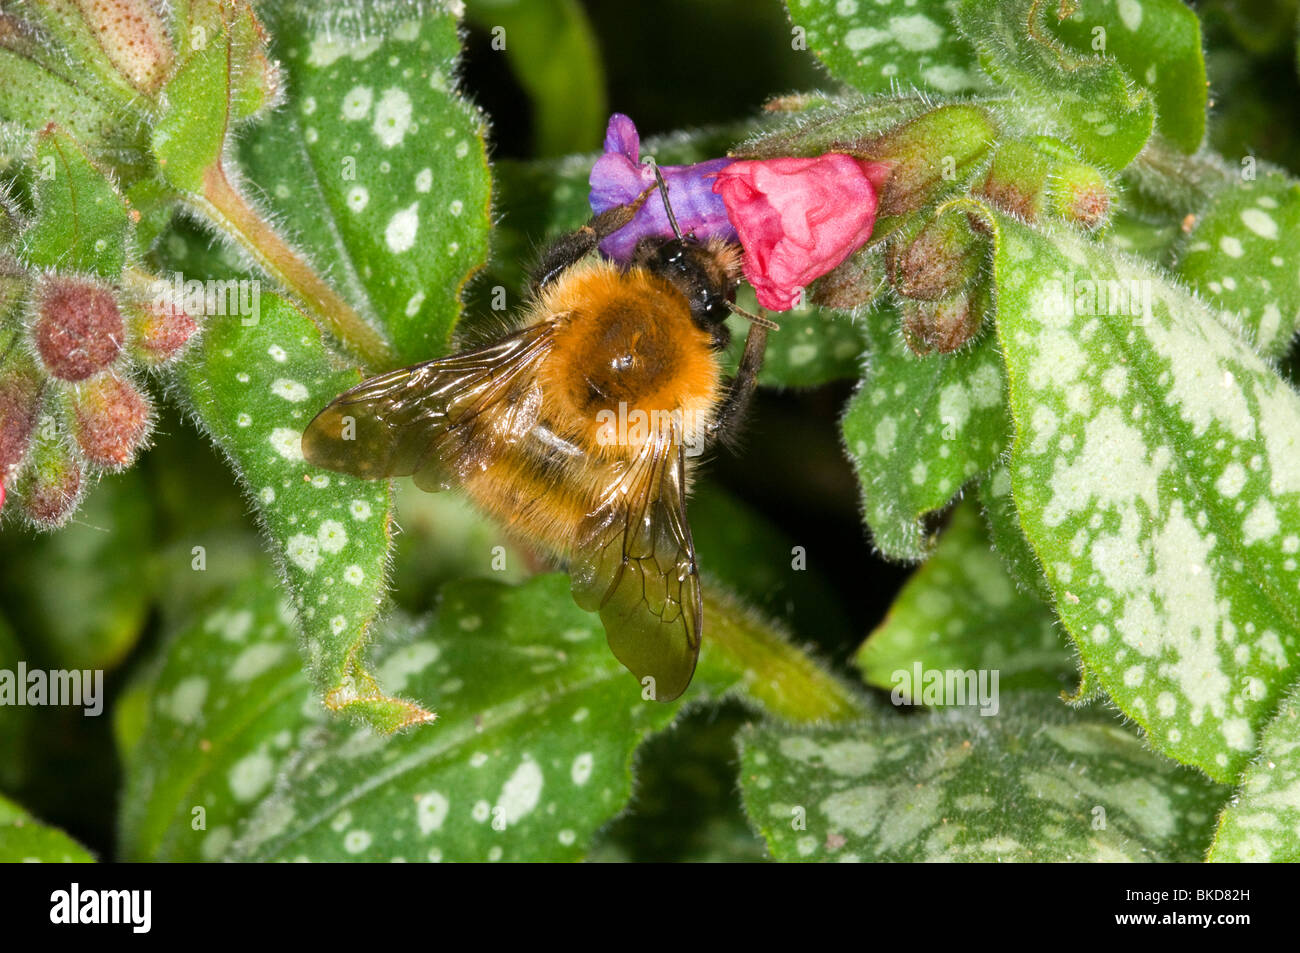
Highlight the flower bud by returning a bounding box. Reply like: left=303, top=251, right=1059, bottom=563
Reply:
left=858, top=105, right=998, bottom=217
left=126, top=296, right=199, bottom=365
left=979, top=137, right=1112, bottom=231
left=32, top=274, right=124, bottom=382
left=0, top=354, right=44, bottom=481
left=15, top=426, right=83, bottom=528
left=1046, top=162, right=1111, bottom=231
left=887, top=210, right=984, bottom=302
left=901, top=284, right=991, bottom=355
left=810, top=245, right=887, bottom=312
left=67, top=370, right=151, bottom=469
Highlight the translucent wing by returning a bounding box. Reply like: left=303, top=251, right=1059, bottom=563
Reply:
left=569, top=423, right=702, bottom=702
left=301, top=322, right=554, bottom=492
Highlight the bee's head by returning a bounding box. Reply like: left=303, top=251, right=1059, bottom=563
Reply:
left=634, top=236, right=744, bottom=343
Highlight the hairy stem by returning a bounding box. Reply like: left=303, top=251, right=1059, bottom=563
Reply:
left=195, top=165, right=395, bottom=370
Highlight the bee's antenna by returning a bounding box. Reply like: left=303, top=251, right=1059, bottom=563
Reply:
left=725, top=300, right=781, bottom=330
left=643, top=156, right=684, bottom=241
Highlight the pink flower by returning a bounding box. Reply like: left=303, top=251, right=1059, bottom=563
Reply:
left=712, top=155, right=891, bottom=311
left=589, top=114, right=737, bottom=260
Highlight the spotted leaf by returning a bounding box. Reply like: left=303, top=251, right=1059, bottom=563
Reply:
left=1176, top=169, right=1300, bottom=359
left=784, top=0, right=986, bottom=97
left=842, top=302, right=1009, bottom=561
left=176, top=292, right=421, bottom=733
left=954, top=0, right=1155, bottom=170
left=1209, top=678, right=1300, bottom=862
left=738, top=692, right=1228, bottom=861
left=0, top=794, right=95, bottom=862
left=240, top=4, right=491, bottom=364
left=118, top=573, right=862, bottom=861
left=856, top=500, right=1076, bottom=697
left=1050, top=0, right=1207, bottom=154
left=990, top=210, right=1300, bottom=782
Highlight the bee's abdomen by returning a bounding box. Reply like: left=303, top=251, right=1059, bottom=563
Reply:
left=460, top=418, right=606, bottom=556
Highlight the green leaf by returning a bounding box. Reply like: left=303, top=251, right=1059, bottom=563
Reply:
left=954, top=0, right=1155, bottom=170
left=732, top=302, right=868, bottom=387
left=1209, top=678, right=1300, bottom=861
left=842, top=301, right=1009, bottom=561
left=978, top=463, right=1054, bottom=601
left=590, top=705, right=769, bottom=862
left=120, top=573, right=859, bottom=861
left=856, top=500, right=1076, bottom=696
left=785, top=0, right=985, bottom=97
left=464, top=0, right=607, bottom=156
left=0, top=794, right=95, bottom=862
left=1176, top=169, right=1300, bottom=359
left=175, top=292, right=426, bottom=732
left=150, top=0, right=275, bottom=193
left=19, top=125, right=130, bottom=277
left=0, top=469, right=153, bottom=670
left=239, top=6, right=491, bottom=363
left=739, top=692, right=1228, bottom=861
left=1051, top=0, right=1207, bottom=154
left=989, top=209, right=1300, bottom=781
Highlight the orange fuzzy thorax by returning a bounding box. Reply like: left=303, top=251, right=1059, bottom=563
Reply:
left=456, top=258, right=722, bottom=558
left=535, top=258, right=721, bottom=458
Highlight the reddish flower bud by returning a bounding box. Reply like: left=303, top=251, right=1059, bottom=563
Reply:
left=887, top=211, right=984, bottom=302
left=810, top=246, right=886, bottom=312
left=15, top=429, right=83, bottom=529
left=0, top=358, right=45, bottom=479
left=32, top=275, right=124, bottom=381
left=713, top=155, right=890, bottom=312
left=68, top=371, right=151, bottom=469
left=902, top=288, right=989, bottom=356
left=127, top=297, right=199, bottom=365
left=1048, top=163, right=1111, bottom=231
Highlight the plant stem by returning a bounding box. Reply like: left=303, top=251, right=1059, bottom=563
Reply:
left=195, top=164, right=396, bottom=370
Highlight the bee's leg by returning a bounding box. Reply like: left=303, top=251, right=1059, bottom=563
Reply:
left=528, top=187, right=654, bottom=295
left=708, top=322, right=768, bottom=449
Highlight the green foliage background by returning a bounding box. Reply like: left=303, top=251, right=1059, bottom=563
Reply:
left=1, top=0, right=1299, bottom=863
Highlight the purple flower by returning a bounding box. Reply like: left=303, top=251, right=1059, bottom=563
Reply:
left=588, top=114, right=737, bottom=260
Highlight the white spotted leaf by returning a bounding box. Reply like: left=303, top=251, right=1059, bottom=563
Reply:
left=856, top=500, right=1076, bottom=697
left=1176, top=170, right=1300, bottom=359
left=175, top=292, right=425, bottom=733
left=842, top=302, right=1009, bottom=561
left=954, top=0, right=1155, bottom=170
left=979, top=463, right=1055, bottom=601
left=784, top=0, right=987, bottom=97
left=738, top=692, right=1228, bottom=861
left=1050, top=0, right=1207, bottom=154
left=118, top=573, right=862, bottom=861
left=990, top=210, right=1300, bottom=782
left=0, top=795, right=95, bottom=863
left=240, top=4, right=491, bottom=364
left=1209, top=678, right=1300, bottom=862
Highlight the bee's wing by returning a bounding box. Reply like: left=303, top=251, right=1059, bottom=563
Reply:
left=570, top=425, right=702, bottom=702
left=301, top=322, right=554, bottom=491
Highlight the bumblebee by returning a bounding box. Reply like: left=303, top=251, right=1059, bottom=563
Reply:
left=301, top=183, right=772, bottom=701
